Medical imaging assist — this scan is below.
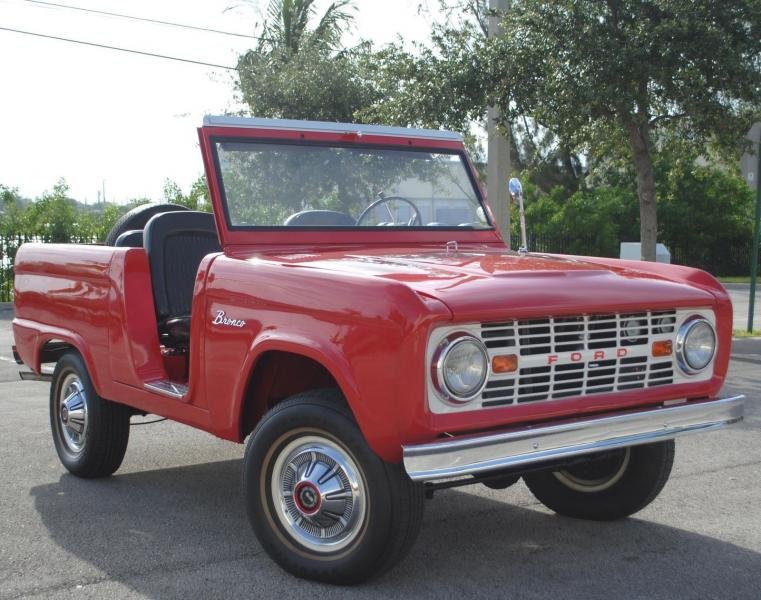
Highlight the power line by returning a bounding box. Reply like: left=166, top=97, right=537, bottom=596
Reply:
left=0, top=25, right=238, bottom=70
left=24, top=0, right=258, bottom=39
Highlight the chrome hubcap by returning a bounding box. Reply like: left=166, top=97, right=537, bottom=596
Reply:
left=58, top=373, right=88, bottom=453
left=271, top=435, right=366, bottom=553
left=554, top=448, right=631, bottom=493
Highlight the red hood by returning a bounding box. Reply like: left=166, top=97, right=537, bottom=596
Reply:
left=250, top=247, right=720, bottom=322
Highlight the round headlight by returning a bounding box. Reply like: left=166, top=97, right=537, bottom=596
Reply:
left=433, top=334, right=488, bottom=402
left=676, top=318, right=716, bottom=374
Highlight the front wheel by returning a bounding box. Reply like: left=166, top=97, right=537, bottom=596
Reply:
left=243, top=390, right=424, bottom=584
left=50, top=352, right=131, bottom=478
left=523, top=441, right=675, bottom=521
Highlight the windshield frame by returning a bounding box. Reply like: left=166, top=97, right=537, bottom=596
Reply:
left=198, top=123, right=505, bottom=248
left=209, top=136, right=494, bottom=232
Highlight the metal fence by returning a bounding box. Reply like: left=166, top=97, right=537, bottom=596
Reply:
left=0, top=234, right=758, bottom=302
left=505, top=233, right=761, bottom=277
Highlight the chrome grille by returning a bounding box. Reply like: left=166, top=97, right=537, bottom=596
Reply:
left=479, top=310, right=676, bottom=408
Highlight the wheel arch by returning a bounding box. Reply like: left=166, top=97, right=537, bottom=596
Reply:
left=31, top=328, right=104, bottom=395
left=234, top=336, right=370, bottom=445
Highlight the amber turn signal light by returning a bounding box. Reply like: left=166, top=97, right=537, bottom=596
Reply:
left=652, top=340, right=673, bottom=357
left=492, top=354, right=518, bottom=373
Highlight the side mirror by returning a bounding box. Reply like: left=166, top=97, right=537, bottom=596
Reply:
left=507, top=177, right=528, bottom=255
left=508, top=177, right=523, bottom=200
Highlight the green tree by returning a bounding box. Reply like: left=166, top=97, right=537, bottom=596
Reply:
left=356, top=27, right=488, bottom=134
left=256, top=0, right=355, bottom=56
left=94, top=203, right=127, bottom=242
left=656, top=152, right=755, bottom=274
left=490, top=0, right=761, bottom=260
left=518, top=182, right=639, bottom=256
left=162, top=176, right=211, bottom=212
left=0, top=185, right=28, bottom=300
left=237, top=43, right=378, bottom=122
left=0, top=185, right=26, bottom=237
left=23, top=179, right=82, bottom=243
left=359, top=4, right=583, bottom=189
left=235, top=0, right=376, bottom=122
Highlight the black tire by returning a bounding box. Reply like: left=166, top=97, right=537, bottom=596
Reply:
left=243, top=389, right=424, bottom=585
left=480, top=472, right=520, bottom=490
left=50, top=352, right=131, bottom=478
left=523, top=441, right=675, bottom=521
left=104, top=202, right=188, bottom=245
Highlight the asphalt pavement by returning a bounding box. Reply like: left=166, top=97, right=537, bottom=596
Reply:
left=724, top=283, right=761, bottom=330
left=0, top=313, right=759, bottom=599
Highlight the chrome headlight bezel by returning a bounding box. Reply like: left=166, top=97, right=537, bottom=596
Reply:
left=431, top=333, right=489, bottom=404
left=675, top=317, right=716, bottom=375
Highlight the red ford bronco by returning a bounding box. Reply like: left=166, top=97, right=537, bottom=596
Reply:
left=12, top=116, right=745, bottom=584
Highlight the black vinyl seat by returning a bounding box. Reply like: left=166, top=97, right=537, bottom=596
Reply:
left=284, top=210, right=356, bottom=226
left=143, top=211, right=221, bottom=348
left=114, top=230, right=143, bottom=247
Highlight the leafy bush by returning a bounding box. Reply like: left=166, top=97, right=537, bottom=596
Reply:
left=514, top=183, right=639, bottom=257
left=511, top=156, right=756, bottom=275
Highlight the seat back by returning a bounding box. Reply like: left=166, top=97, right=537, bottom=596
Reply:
left=284, top=210, right=356, bottom=226
left=143, top=211, right=221, bottom=321
left=114, top=230, right=143, bottom=247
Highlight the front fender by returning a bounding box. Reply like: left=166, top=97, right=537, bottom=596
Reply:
left=228, top=331, right=399, bottom=455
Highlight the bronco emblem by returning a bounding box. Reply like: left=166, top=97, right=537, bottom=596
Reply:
left=212, top=310, right=246, bottom=328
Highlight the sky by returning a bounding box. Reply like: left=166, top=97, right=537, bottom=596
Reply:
left=0, top=0, right=440, bottom=203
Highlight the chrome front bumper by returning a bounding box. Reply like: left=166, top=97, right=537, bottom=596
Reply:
left=403, top=395, right=745, bottom=482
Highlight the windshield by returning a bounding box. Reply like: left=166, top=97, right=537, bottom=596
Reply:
left=214, top=141, right=491, bottom=229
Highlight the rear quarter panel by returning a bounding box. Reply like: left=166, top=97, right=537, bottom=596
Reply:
left=13, top=244, right=117, bottom=392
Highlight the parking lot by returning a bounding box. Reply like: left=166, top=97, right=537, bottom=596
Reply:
left=1, top=313, right=759, bottom=599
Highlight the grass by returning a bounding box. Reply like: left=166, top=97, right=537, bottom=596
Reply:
left=733, top=329, right=761, bottom=337
left=719, top=276, right=753, bottom=284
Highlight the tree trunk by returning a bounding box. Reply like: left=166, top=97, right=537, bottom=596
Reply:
left=627, top=120, right=658, bottom=261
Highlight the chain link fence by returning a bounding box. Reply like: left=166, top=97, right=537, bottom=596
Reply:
left=505, top=232, right=760, bottom=278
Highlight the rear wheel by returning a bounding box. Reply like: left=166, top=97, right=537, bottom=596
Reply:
left=243, top=390, right=424, bottom=584
left=523, top=441, right=675, bottom=521
left=50, top=352, right=131, bottom=478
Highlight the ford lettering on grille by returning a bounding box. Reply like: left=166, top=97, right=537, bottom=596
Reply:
left=547, top=348, right=629, bottom=365
left=479, top=310, right=676, bottom=408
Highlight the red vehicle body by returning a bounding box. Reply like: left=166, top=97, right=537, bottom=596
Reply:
left=12, top=117, right=745, bottom=584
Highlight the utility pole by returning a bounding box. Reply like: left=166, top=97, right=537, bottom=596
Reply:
left=748, top=124, right=761, bottom=333
left=487, top=0, right=511, bottom=245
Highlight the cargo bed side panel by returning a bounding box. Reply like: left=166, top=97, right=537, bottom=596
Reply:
left=13, top=243, right=115, bottom=395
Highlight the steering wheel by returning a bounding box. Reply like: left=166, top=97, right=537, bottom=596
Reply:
left=355, top=195, right=423, bottom=226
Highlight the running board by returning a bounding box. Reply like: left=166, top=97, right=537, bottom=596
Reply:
left=144, top=379, right=188, bottom=399
left=19, top=370, right=53, bottom=382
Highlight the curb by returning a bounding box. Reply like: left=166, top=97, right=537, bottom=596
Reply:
left=722, top=283, right=752, bottom=291
left=731, top=337, right=761, bottom=355
left=0, top=302, right=13, bottom=319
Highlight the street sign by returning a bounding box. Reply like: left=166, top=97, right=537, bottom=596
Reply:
left=742, top=123, right=761, bottom=190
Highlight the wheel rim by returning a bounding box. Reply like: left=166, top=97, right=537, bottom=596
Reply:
left=553, top=448, right=631, bottom=493
left=57, top=373, right=88, bottom=453
left=270, top=435, right=367, bottom=553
